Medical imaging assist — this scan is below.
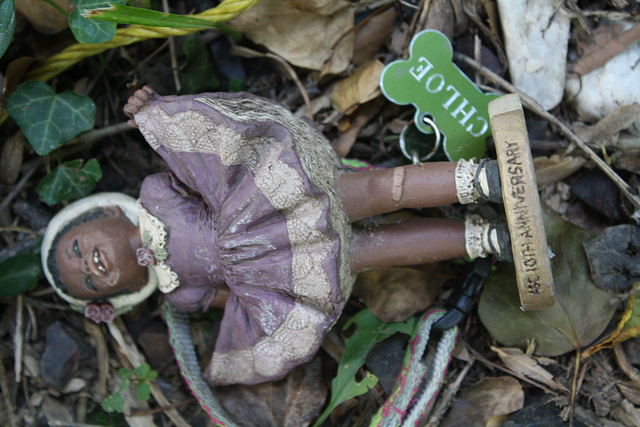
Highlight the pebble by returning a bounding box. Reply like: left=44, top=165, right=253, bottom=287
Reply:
left=497, top=0, right=571, bottom=110
left=40, top=322, right=90, bottom=389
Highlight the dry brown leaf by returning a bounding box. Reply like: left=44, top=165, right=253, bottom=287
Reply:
left=612, top=399, right=640, bottom=426
left=492, top=346, right=568, bottom=392
left=330, top=59, right=384, bottom=112
left=618, top=382, right=640, bottom=406
left=212, top=357, right=326, bottom=427
left=352, top=7, right=396, bottom=66
left=441, top=377, right=524, bottom=427
left=352, top=265, right=440, bottom=323
left=533, top=154, right=587, bottom=189
left=14, top=0, right=73, bottom=35
left=569, top=22, right=640, bottom=76
left=1, top=132, right=24, bottom=185
left=228, top=0, right=354, bottom=74
left=332, top=99, right=382, bottom=157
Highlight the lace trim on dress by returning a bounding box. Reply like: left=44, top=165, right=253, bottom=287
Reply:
left=137, top=200, right=180, bottom=293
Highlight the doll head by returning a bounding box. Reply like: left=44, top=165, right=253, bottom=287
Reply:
left=42, top=193, right=158, bottom=322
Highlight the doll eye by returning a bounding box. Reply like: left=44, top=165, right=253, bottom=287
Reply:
left=85, top=276, right=98, bottom=292
left=72, top=239, right=82, bottom=258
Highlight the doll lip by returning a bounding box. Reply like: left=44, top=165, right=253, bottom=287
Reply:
left=91, top=247, right=109, bottom=278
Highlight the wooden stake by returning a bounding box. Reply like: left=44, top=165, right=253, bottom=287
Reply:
left=489, top=94, right=555, bottom=310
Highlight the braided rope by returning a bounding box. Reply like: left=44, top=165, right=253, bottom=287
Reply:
left=165, top=300, right=237, bottom=426
left=25, top=0, right=259, bottom=82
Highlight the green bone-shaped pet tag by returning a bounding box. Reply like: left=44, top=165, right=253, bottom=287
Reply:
left=380, top=30, right=499, bottom=161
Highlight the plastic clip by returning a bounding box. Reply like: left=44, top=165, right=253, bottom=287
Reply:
left=433, top=257, right=492, bottom=331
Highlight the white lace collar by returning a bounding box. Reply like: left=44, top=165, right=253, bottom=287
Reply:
left=137, top=200, right=180, bottom=293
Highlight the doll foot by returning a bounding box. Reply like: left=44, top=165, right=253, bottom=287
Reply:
left=124, top=85, right=156, bottom=128
left=465, top=215, right=513, bottom=262
left=455, top=159, right=503, bottom=204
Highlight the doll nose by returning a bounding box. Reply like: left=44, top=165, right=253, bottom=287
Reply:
left=81, top=259, right=91, bottom=274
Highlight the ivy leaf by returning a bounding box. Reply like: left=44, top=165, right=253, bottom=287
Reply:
left=0, top=0, right=16, bottom=60
left=313, top=309, right=414, bottom=427
left=180, top=33, right=219, bottom=95
left=36, top=159, right=102, bottom=205
left=479, top=207, right=617, bottom=356
left=0, top=254, right=41, bottom=298
left=6, top=81, right=96, bottom=155
left=70, top=0, right=126, bottom=44
left=136, top=383, right=151, bottom=402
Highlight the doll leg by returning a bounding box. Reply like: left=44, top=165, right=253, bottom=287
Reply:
left=336, top=159, right=502, bottom=221
left=350, top=215, right=511, bottom=271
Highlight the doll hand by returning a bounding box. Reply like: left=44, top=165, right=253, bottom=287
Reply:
left=84, top=302, right=116, bottom=323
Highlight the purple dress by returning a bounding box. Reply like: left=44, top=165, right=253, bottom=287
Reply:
left=132, top=92, right=353, bottom=385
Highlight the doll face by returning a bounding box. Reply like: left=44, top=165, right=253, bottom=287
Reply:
left=55, top=210, right=145, bottom=299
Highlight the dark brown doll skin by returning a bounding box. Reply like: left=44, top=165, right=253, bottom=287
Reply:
left=53, top=87, right=468, bottom=306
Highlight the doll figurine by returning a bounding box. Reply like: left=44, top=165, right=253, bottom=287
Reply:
left=42, top=86, right=510, bottom=386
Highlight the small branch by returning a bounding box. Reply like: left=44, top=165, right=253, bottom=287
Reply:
left=162, top=0, right=182, bottom=93
left=14, top=295, right=23, bottom=384
left=613, top=342, right=640, bottom=387
left=454, top=52, right=640, bottom=212
left=0, top=361, right=18, bottom=427
left=232, top=46, right=312, bottom=119
left=108, top=318, right=190, bottom=427
left=426, top=359, right=475, bottom=426
left=69, top=122, right=134, bottom=145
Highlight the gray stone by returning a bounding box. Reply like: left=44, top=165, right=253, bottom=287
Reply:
left=498, top=0, right=571, bottom=110
left=40, top=321, right=90, bottom=389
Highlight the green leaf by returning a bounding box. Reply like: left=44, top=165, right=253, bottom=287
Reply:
left=134, top=363, right=150, bottom=379
left=118, top=377, right=130, bottom=392
left=136, top=382, right=151, bottom=402
left=6, top=81, right=96, bottom=155
left=0, top=0, right=16, bottom=60
left=179, top=33, right=219, bottom=95
left=102, top=392, right=125, bottom=413
left=144, top=369, right=158, bottom=382
left=118, top=368, right=134, bottom=379
left=313, top=309, right=414, bottom=427
left=478, top=206, right=617, bottom=356
left=36, top=159, right=102, bottom=205
left=0, top=254, right=41, bottom=298
left=70, top=0, right=126, bottom=44
left=83, top=4, right=241, bottom=38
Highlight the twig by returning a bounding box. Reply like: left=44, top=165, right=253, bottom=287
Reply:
left=454, top=52, right=640, bottom=212
left=130, top=397, right=197, bottom=416
left=0, top=361, right=18, bottom=427
left=0, top=226, right=38, bottom=236
left=14, top=295, right=23, bottom=384
left=426, top=358, right=475, bottom=426
left=162, top=0, right=182, bottom=93
left=84, top=321, right=109, bottom=400
left=466, top=343, right=559, bottom=395
left=68, top=122, right=134, bottom=145
left=0, top=160, right=41, bottom=214
left=231, top=46, right=312, bottom=118
left=107, top=318, right=190, bottom=427
left=613, top=342, right=640, bottom=387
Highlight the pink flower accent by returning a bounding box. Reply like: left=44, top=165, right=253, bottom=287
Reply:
left=137, top=248, right=156, bottom=267
left=100, top=303, right=116, bottom=323
left=84, top=302, right=116, bottom=323
left=84, top=304, right=102, bottom=323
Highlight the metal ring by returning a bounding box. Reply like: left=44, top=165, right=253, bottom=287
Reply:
left=399, top=116, right=442, bottom=164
